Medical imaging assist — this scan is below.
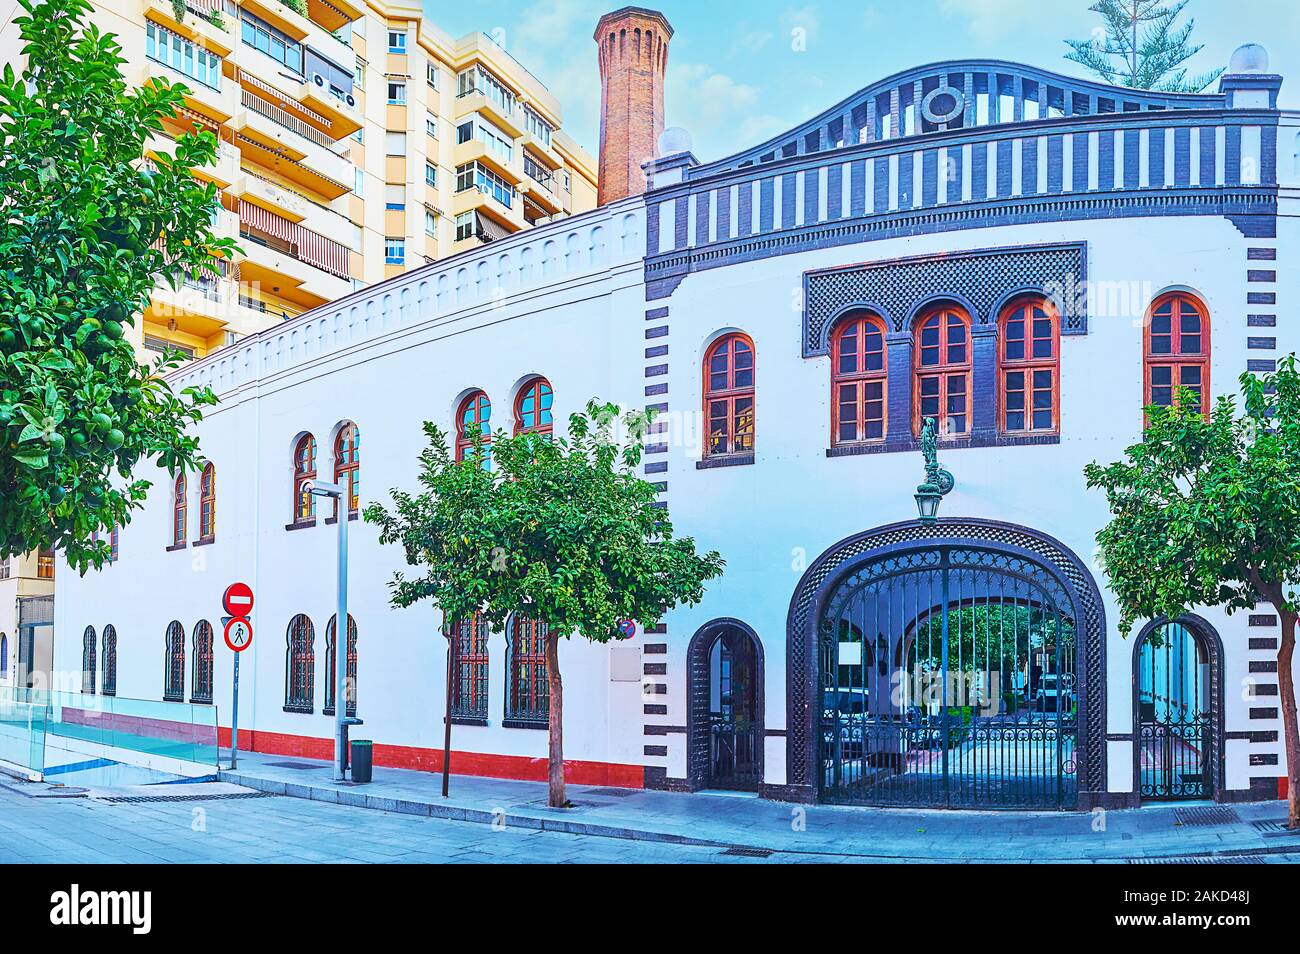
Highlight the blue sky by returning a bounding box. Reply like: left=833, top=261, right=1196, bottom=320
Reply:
left=430, top=0, right=1300, bottom=162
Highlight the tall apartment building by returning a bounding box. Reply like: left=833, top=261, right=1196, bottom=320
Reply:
left=38, top=0, right=596, bottom=364
left=0, top=0, right=596, bottom=689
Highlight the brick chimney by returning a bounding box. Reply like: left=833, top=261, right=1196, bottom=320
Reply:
left=594, top=7, right=672, bottom=205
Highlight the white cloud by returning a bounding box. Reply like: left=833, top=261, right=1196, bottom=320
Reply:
left=666, top=63, right=788, bottom=160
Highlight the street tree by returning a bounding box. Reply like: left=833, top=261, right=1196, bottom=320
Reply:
left=1085, top=360, right=1300, bottom=827
left=0, top=0, right=233, bottom=571
left=1065, top=0, right=1223, bottom=92
left=366, top=402, right=725, bottom=807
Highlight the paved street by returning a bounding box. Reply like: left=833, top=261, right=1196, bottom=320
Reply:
left=0, top=782, right=820, bottom=864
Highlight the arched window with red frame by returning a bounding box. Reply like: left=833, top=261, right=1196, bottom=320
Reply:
left=198, top=463, right=215, bottom=541
left=914, top=306, right=972, bottom=437
left=191, top=620, right=213, bottom=704
left=514, top=377, right=554, bottom=437
left=999, top=297, right=1060, bottom=434
left=325, top=613, right=358, bottom=717
left=293, top=434, right=317, bottom=522
left=450, top=614, right=489, bottom=721
left=831, top=313, right=888, bottom=445
left=171, top=473, right=187, bottom=546
left=703, top=333, right=755, bottom=458
left=505, top=615, right=549, bottom=726
left=455, top=391, right=492, bottom=464
left=334, top=423, right=361, bottom=517
left=1145, top=293, right=1209, bottom=416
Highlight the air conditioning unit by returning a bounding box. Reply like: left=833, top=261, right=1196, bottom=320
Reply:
left=311, top=72, right=326, bottom=88
left=345, top=92, right=357, bottom=108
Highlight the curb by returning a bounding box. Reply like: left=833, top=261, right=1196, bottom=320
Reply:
left=219, top=770, right=730, bottom=848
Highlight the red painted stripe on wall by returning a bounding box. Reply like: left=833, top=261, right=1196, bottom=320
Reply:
left=217, top=727, right=644, bottom=788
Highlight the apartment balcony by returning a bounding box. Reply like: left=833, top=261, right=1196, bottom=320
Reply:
left=144, top=133, right=240, bottom=189
left=148, top=274, right=235, bottom=342
left=453, top=140, right=523, bottom=186
left=454, top=91, right=525, bottom=140
left=240, top=0, right=311, bottom=42
left=228, top=170, right=311, bottom=220
left=519, top=131, right=563, bottom=169
left=234, top=131, right=351, bottom=202
left=236, top=200, right=352, bottom=301
left=233, top=92, right=352, bottom=184
left=307, top=0, right=364, bottom=33
left=520, top=175, right=562, bottom=217
left=138, top=59, right=238, bottom=125
left=297, top=76, right=362, bottom=138
left=143, top=0, right=237, bottom=56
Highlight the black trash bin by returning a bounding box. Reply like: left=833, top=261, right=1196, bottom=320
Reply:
left=350, top=739, right=373, bottom=783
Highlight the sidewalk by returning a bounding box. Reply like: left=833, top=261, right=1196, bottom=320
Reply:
left=220, top=751, right=1300, bottom=862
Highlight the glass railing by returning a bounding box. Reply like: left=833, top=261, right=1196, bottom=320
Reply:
left=0, top=691, right=48, bottom=776
left=0, top=688, right=219, bottom=779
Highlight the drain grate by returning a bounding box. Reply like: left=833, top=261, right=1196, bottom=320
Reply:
left=581, top=788, right=638, bottom=798
left=1128, top=855, right=1263, bottom=865
left=1173, top=806, right=1241, bottom=827
left=264, top=761, right=322, bottom=771
left=100, top=791, right=274, bottom=804
left=1252, top=818, right=1295, bottom=833
left=720, top=846, right=774, bottom=858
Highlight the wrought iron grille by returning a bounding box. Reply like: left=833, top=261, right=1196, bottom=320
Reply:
left=707, top=627, right=762, bottom=790
left=451, top=615, right=489, bottom=721
left=82, top=626, right=97, bottom=694
left=163, top=621, right=185, bottom=703
left=191, top=621, right=214, bottom=705
left=284, top=615, right=315, bottom=712
left=1138, top=621, right=1212, bottom=800
left=101, top=626, right=117, bottom=696
left=788, top=519, right=1105, bottom=805
left=506, top=616, right=549, bottom=725
left=818, top=545, right=1079, bottom=809
left=324, top=614, right=358, bottom=717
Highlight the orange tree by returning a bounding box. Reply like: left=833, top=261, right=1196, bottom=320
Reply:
left=366, top=402, right=725, bottom=807
left=0, top=0, right=232, bottom=570
left=1086, top=359, right=1300, bottom=827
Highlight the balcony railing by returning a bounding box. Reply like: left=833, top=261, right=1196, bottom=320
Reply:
left=241, top=88, right=343, bottom=152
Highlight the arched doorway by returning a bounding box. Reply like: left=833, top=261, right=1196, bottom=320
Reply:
left=1133, top=617, right=1223, bottom=801
left=687, top=620, right=764, bottom=791
left=787, top=520, right=1107, bottom=809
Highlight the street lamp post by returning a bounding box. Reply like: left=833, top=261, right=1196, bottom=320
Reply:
left=306, top=479, right=349, bottom=782
left=915, top=417, right=955, bottom=523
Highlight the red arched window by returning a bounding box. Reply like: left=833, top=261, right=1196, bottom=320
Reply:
left=703, top=333, right=755, bottom=458
left=293, top=434, right=317, bottom=522
left=914, top=306, right=971, bottom=437
left=506, top=615, right=549, bottom=726
left=455, top=391, right=492, bottom=463
left=171, top=473, right=187, bottom=546
left=832, top=313, right=888, bottom=445
left=514, top=377, right=554, bottom=437
left=450, top=614, right=489, bottom=721
left=325, top=613, right=358, bottom=717
left=198, top=463, right=216, bottom=541
left=999, top=297, right=1059, bottom=434
left=334, top=423, right=360, bottom=517
left=1145, top=293, right=1209, bottom=416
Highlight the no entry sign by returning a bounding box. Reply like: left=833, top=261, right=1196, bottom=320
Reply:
left=224, top=617, right=253, bottom=653
left=223, top=582, right=254, bottom=617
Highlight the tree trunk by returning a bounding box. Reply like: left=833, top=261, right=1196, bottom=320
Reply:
left=545, top=630, right=566, bottom=808
left=1278, top=610, right=1300, bottom=829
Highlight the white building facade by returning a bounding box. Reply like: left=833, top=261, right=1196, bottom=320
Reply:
left=55, top=48, right=1300, bottom=808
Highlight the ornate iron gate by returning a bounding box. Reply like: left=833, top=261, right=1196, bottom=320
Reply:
left=1137, top=622, right=1211, bottom=800
left=819, top=546, right=1078, bottom=808
left=707, top=628, right=762, bottom=790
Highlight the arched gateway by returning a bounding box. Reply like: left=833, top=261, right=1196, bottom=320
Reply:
left=786, top=520, right=1106, bottom=809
